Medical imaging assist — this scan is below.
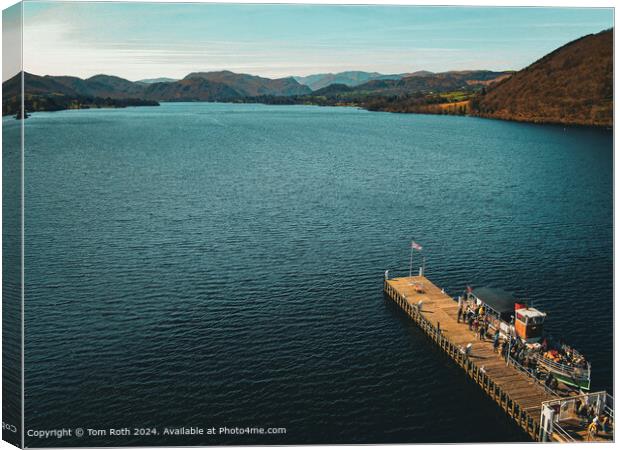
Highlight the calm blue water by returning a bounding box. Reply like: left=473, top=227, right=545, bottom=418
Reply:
left=8, top=102, right=614, bottom=445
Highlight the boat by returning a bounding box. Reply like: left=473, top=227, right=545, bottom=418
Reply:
left=465, top=286, right=591, bottom=391
left=535, top=347, right=591, bottom=391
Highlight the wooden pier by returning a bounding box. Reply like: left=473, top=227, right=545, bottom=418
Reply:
left=385, top=274, right=570, bottom=442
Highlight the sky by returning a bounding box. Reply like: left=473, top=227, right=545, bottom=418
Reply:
left=2, top=2, right=21, bottom=81
left=2, top=1, right=615, bottom=81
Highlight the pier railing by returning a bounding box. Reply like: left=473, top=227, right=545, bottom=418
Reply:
left=506, top=354, right=560, bottom=397
left=534, top=354, right=590, bottom=378
left=552, top=423, right=576, bottom=442
left=604, top=394, right=614, bottom=420
left=384, top=279, right=543, bottom=441
left=540, top=391, right=614, bottom=442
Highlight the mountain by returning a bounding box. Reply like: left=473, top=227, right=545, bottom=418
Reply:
left=407, top=70, right=435, bottom=77
left=5, top=28, right=611, bottom=126
left=395, top=70, right=514, bottom=93
left=137, top=71, right=311, bottom=101
left=137, top=77, right=178, bottom=84
left=142, top=78, right=242, bottom=101
left=2, top=72, right=158, bottom=116
left=2, top=70, right=312, bottom=114
left=294, top=71, right=404, bottom=90
left=3, top=70, right=311, bottom=101
left=85, top=74, right=146, bottom=97
left=3, top=72, right=76, bottom=96
left=42, top=75, right=99, bottom=96
left=235, top=69, right=514, bottom=116
left=306, top=70, right=513, bottom=97
left=183, top=71, right=311, bottom=96
left=3, top=72, right=148, bottom=99
left=312, top=83, right=354, bottom=96
left=472, top=29, right=613, bottom=126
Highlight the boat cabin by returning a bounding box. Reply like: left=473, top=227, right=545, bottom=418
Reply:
left=470, top=287, right=515, bottom=321
left=469, top=287, right=516, bottom=336
left=514, top=306, right=546, bottom=343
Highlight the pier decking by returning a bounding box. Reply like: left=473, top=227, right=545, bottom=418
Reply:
left=383, top=274, right=612, bottom=442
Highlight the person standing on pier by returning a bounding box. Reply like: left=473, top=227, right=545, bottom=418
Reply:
left=493, top=329, right=500, bottom=352
left=457, top=305, right=463, bottom=323
left=478, top=323, right=486, bottom=340
left=587, top=416, right=600, bottom=441
left=601, top=414, right=609, bottom=434
left=465, top=343, right=473, bottom=359
left=501, top=340, right=508, bottom=359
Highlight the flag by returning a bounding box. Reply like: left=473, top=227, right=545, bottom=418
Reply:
left=411, top=241, right=423, bottom=251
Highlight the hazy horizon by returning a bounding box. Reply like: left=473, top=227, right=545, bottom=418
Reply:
left=2, top=2, right=614, bottom=82
left=5, top=66, right=523, bottom=83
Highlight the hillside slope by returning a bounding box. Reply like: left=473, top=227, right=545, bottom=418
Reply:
left=363, top=70, right=512, bottom=94
left=473, top=29, right=613, bottom=126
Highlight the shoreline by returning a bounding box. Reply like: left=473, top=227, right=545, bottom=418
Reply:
left=6, top=99, right=612, bottom=130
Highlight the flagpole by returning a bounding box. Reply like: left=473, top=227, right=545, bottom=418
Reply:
left=409, top=242, right=414, bottom=277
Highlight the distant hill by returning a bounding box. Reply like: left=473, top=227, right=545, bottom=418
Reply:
left=2, top=68, right=512, bottom=116
left=472, top=29, right=613, bottom=126
left=3, top=69, right=508, bottom=110
left=313, top=83, right=354, bottom=96
left=3, top=72, right=74, bottom=96
left=4, top=29, right=611, bottom=126
left=294, top=71, right=404, bottom=90
left=309, top=70, right=513, bottom=96
left=1, top=72, right=159, bottom=116
left=137, top=77, right=178, bottom=84
left=292, top=69, right=500, bottom=91
left=235, top=70, right=513, bottom=115
left=407, top=70, right=435, bottom=77
left=2, top=70, right=311, bottom=114
left=384, top=70, right=514, bottom=93
left=84, top=74, right=147, bottom=98
left=3, top=72, right=148, bottom=99
left=142, top=77, right=242, bottom=102
left=183, top=71, right=311, bottom=96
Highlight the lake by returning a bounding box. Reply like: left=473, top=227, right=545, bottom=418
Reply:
left=4, top=102, right=613, bottom=445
